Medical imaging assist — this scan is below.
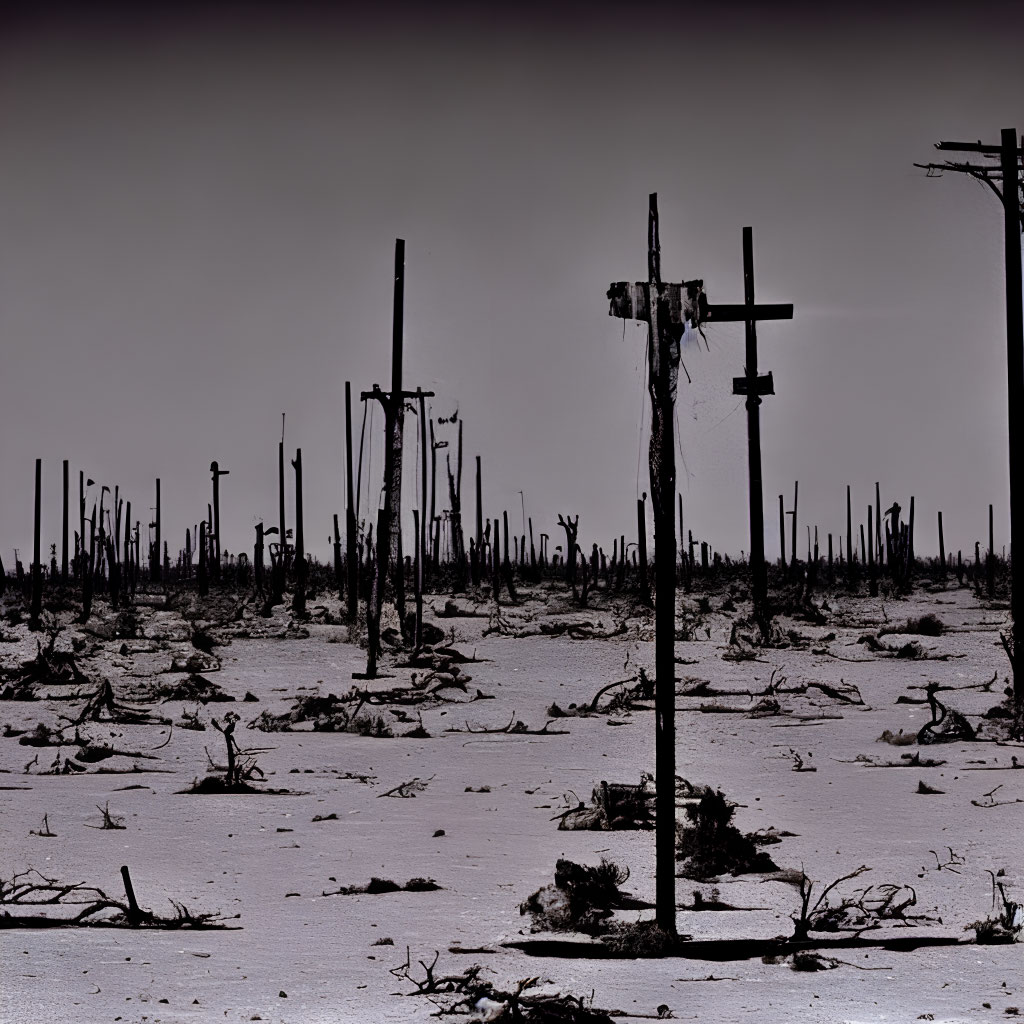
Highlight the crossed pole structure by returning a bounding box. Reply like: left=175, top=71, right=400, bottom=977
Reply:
left=607, top=194, right=792, bottom=935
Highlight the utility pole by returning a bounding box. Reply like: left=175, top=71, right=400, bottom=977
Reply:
left=607, top=195, right=785, bottom=934
left=917, top=129, right=1023, bottom=704
left=61, top=460, right=69, bottom=583
left=345, top=382, right=359, bottom=620
left=30, top=459, right=42, bottom=630
left=711, top=226, right=793, bottom=632
left=154, top=478, right=161, bottom=583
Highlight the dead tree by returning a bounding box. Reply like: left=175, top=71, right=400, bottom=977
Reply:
left=557, top=515, right=579, bottom=590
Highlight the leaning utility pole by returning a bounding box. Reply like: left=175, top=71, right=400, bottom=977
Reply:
left=916, top=129, right=1023, bottom=706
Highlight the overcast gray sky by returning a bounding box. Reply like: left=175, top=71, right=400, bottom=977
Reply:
left=1, top=1, right=1022, bottom=568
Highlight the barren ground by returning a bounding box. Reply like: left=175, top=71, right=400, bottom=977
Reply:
left=1, top=577, right=1021, bottom=1023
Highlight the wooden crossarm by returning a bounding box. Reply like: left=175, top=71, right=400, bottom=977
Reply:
left=704, top=303, right=793, bottom=323
left=607, top=280, right=705, bottom=326
left=733, top=372, right=774, bottom=396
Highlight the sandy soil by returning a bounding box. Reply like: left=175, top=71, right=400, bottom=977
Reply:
left=0, top=578, right=1021, bottom=1024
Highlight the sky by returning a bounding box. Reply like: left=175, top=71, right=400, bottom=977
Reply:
left=1, top=1, right=1022, bottom=569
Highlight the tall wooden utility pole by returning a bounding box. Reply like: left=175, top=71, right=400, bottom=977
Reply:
left=61, top=460, right=69, bottom=583
left=608, top=194, right=715, bottom=937
left=153, top=478, right=161, bottom=583
left=30, top=459, right=42, bottom=630
left=416, top=388, right=429, bottom=590
left=711, top=227, right=792, bottom=631
left=916, top=129, right=1023, bottom=705
left=608, top=198, right=793, bottom=932
left=345, top=382, right=359, bottom=620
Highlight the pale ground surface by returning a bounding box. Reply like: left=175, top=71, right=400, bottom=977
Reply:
left=0, top=578, right=1021, bottom=1024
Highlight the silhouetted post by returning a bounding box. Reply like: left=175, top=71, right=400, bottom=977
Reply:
left=636, top=495, right=651, bottom=605
left=920, top=129, right=1023, bottom=700
left=607, top=193, right=693, bottom=937
left=292, top=448, right=306, bottom=616
left=907, top=496, right=916, bottom=584
left=868, top=506, right=878, bottom=596
left=417, top=388, right=428, bottom=590
left=779, top=494, right=785, bottom=567
left=1000, top=129, right=1024, bottom=694
left=346, top=382, right=359, bottom=620
left=846, top=485, right=854, bottom=582
left=254, top=522, right=265, bottom=593
left=475, top=455, right=483, bottom=552
left=412, top=509, right=423, bottom=648
left=30, top=459, right=42, bottom=630
left=827, top=533, right=834, bottom=581
left=790, top=482, right=799, bottom=571
left=120, top=866, right=141, bottom=927
left=124, top=503, right=131, bottom=598
left=492, top=517, right=501, bottom=602
left=385, top=242, right=406, bottom=623
left=528, top=516, right=536, bottom=570
left=78, top=471, right=85, bottom=581
left=210, top=461, right=228, bottom=582
left=938, top=511, right=946, bottom=578
left=154, top=479, right=161, bottom=583
left=876, top=482, right=883, bottom=565
left=61, top=460, right=69, bottom=583
left=429, top=420, right=439, bottom=566
left=333, top=514, right=343, bottom=592
left=989, top=503, right=996, bottom=598
left=278, top=422, right=287, bottom=596
left=723, top=226, right=792, bottom=630
left=198, top=521, right=208, bottom=596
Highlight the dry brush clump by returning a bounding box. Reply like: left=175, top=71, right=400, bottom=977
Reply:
left=675, top=788, right=780, bottom=880
left=389, top=947, right=617, bottom=1022
left=519, top=858, right=632, bottom=935
left=967, top=874, right=1022, bottom=945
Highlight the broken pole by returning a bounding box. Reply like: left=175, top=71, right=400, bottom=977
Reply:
left=61, top=460, right=69, bottom=583
left=790, top=482, right=798, bottom=571
left=412, top=509, right=423, bottom=649
left=779, top=494, right=786, bottom=567
left=846, top=484, right=854, bottom=579
left=292, top=448, right=306, bottom=616
left=333, top=514, right=343, bottom=592
left=198, top=520, right=208, bottom=596
left=30, top=459, right=42, bottom=630
left=868, top=506, right=878, bottom=596
left=120, top=866, right=142, bottom=926
left=475, top=455, right=483, bottom=552
left=989, top=502, right=996, bottom=598
left=875, top=482, right=883, bottom=565
left=938, top=510, right=946, bottom=578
